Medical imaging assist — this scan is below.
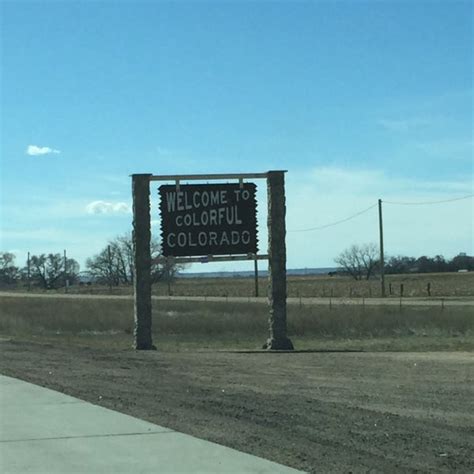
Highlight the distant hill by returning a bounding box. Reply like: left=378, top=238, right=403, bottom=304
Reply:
left=178, top=267, right=338, bottom=279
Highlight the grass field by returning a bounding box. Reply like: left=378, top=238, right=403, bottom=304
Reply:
left=6, top=271, right=473, bottom=298
left=2, top=275, right=472, bottom=474
left=1, top=294, right=473, bottom=352
left=159, top=271, right=474, bottom=298
left=1, top=290, right=473, bottom=472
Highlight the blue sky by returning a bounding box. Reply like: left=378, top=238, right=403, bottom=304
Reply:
left=1, top=0, right=472, bottom=272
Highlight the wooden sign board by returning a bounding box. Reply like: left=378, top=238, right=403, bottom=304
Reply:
left=159, top=183, right=258, bottom=257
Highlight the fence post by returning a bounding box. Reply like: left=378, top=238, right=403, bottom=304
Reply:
left=167, top=259, right=172, bottom=296
left=254, top=256, right=259, bottom=297
left=132, top=173, right=155, bottom=350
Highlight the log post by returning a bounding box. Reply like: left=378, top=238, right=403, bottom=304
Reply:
left=264, top=170, right=294, bottom=350
left=132, top=173, right=155, bottom=350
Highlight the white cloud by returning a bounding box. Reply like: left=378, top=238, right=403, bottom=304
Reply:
left=86, top=201, right=131, bottom=215
left=26, top=145, right=61, bottom=156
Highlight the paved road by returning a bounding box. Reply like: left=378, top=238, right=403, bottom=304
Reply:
left=1, top=291, right=473, bottom=307
left=0, top=375, right=303, bottom=474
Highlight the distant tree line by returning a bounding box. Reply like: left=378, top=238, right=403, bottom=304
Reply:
left=1, top=237, right=472, bottom=288
left=0, top=251, right=80, bottom=289
left=0, top=233, right=185, bottom=289
left=385, top=253, right=473, bottom=274
left=334, top=243, right=472, bottom=281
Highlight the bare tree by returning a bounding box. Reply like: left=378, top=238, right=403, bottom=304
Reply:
left=0, top=252, right=20, bottom=285
left=86, top=233, right=187, bottom=286
left=335, top=243, right=379, bottom=280
left=28, top=253, right=80, bottom=289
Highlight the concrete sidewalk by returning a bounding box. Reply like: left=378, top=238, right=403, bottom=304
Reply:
left=0, top=375, right=304, bottom=473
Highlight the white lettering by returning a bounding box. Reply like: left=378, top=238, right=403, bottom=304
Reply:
left=198, top=232, right=207, bottom=246
left=234, top=205, right=242, bottom=224
left=220, top=231, right=230, bottom=246
left=231, top=231, right=240, bottom=245
left=210, top=190, right=220, bottom=205
left=167, top=233, right=176, bottom=248
left=177, top=232, right=187, bottom=247
left=209, top=209, right=218, bottom=225
left=224, top=206, right=242, bottom=225
left=184, top=192, right=192, bottom=210
left=209, top=231, right=218, bottom=246
left=166, top=192, right=177, bottom=212
left=167, top=229, right=254, bottom=251
left=225, top=207, right=233, bottom=225
left=218, top=207, right=225, bottom=224
left=176, top=192, right=185, bottom=211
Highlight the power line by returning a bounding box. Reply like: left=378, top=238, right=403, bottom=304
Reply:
left=383, top=194, right=473, bottom=206
left=287, top=193, right=472, bottom=233
left=288, top=203, right=378, bottom=232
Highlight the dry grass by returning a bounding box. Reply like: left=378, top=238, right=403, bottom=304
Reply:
left=14, top=271, right=473, bottom=298
left=1, top=295, right=472, bottom=351
left=158, top=271, right=474, bottom=298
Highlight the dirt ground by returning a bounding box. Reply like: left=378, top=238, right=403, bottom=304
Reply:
left=1, top=339, right=473, bottom=473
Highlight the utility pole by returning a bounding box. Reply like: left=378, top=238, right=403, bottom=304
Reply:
left=108, top=245, right=112, bottom=293
left=378, top=199, right=386, bottom=297
left=64, top=249, right=68, bottom=293
left=27, top=252, right=31, bottom=291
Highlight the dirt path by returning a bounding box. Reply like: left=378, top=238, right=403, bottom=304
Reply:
left=1, top=339, right=473, bottom=473
left=1, top=291, right=472, bottom=307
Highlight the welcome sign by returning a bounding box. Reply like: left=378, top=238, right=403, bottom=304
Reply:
left=159, top=183, right=258, bottom=257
